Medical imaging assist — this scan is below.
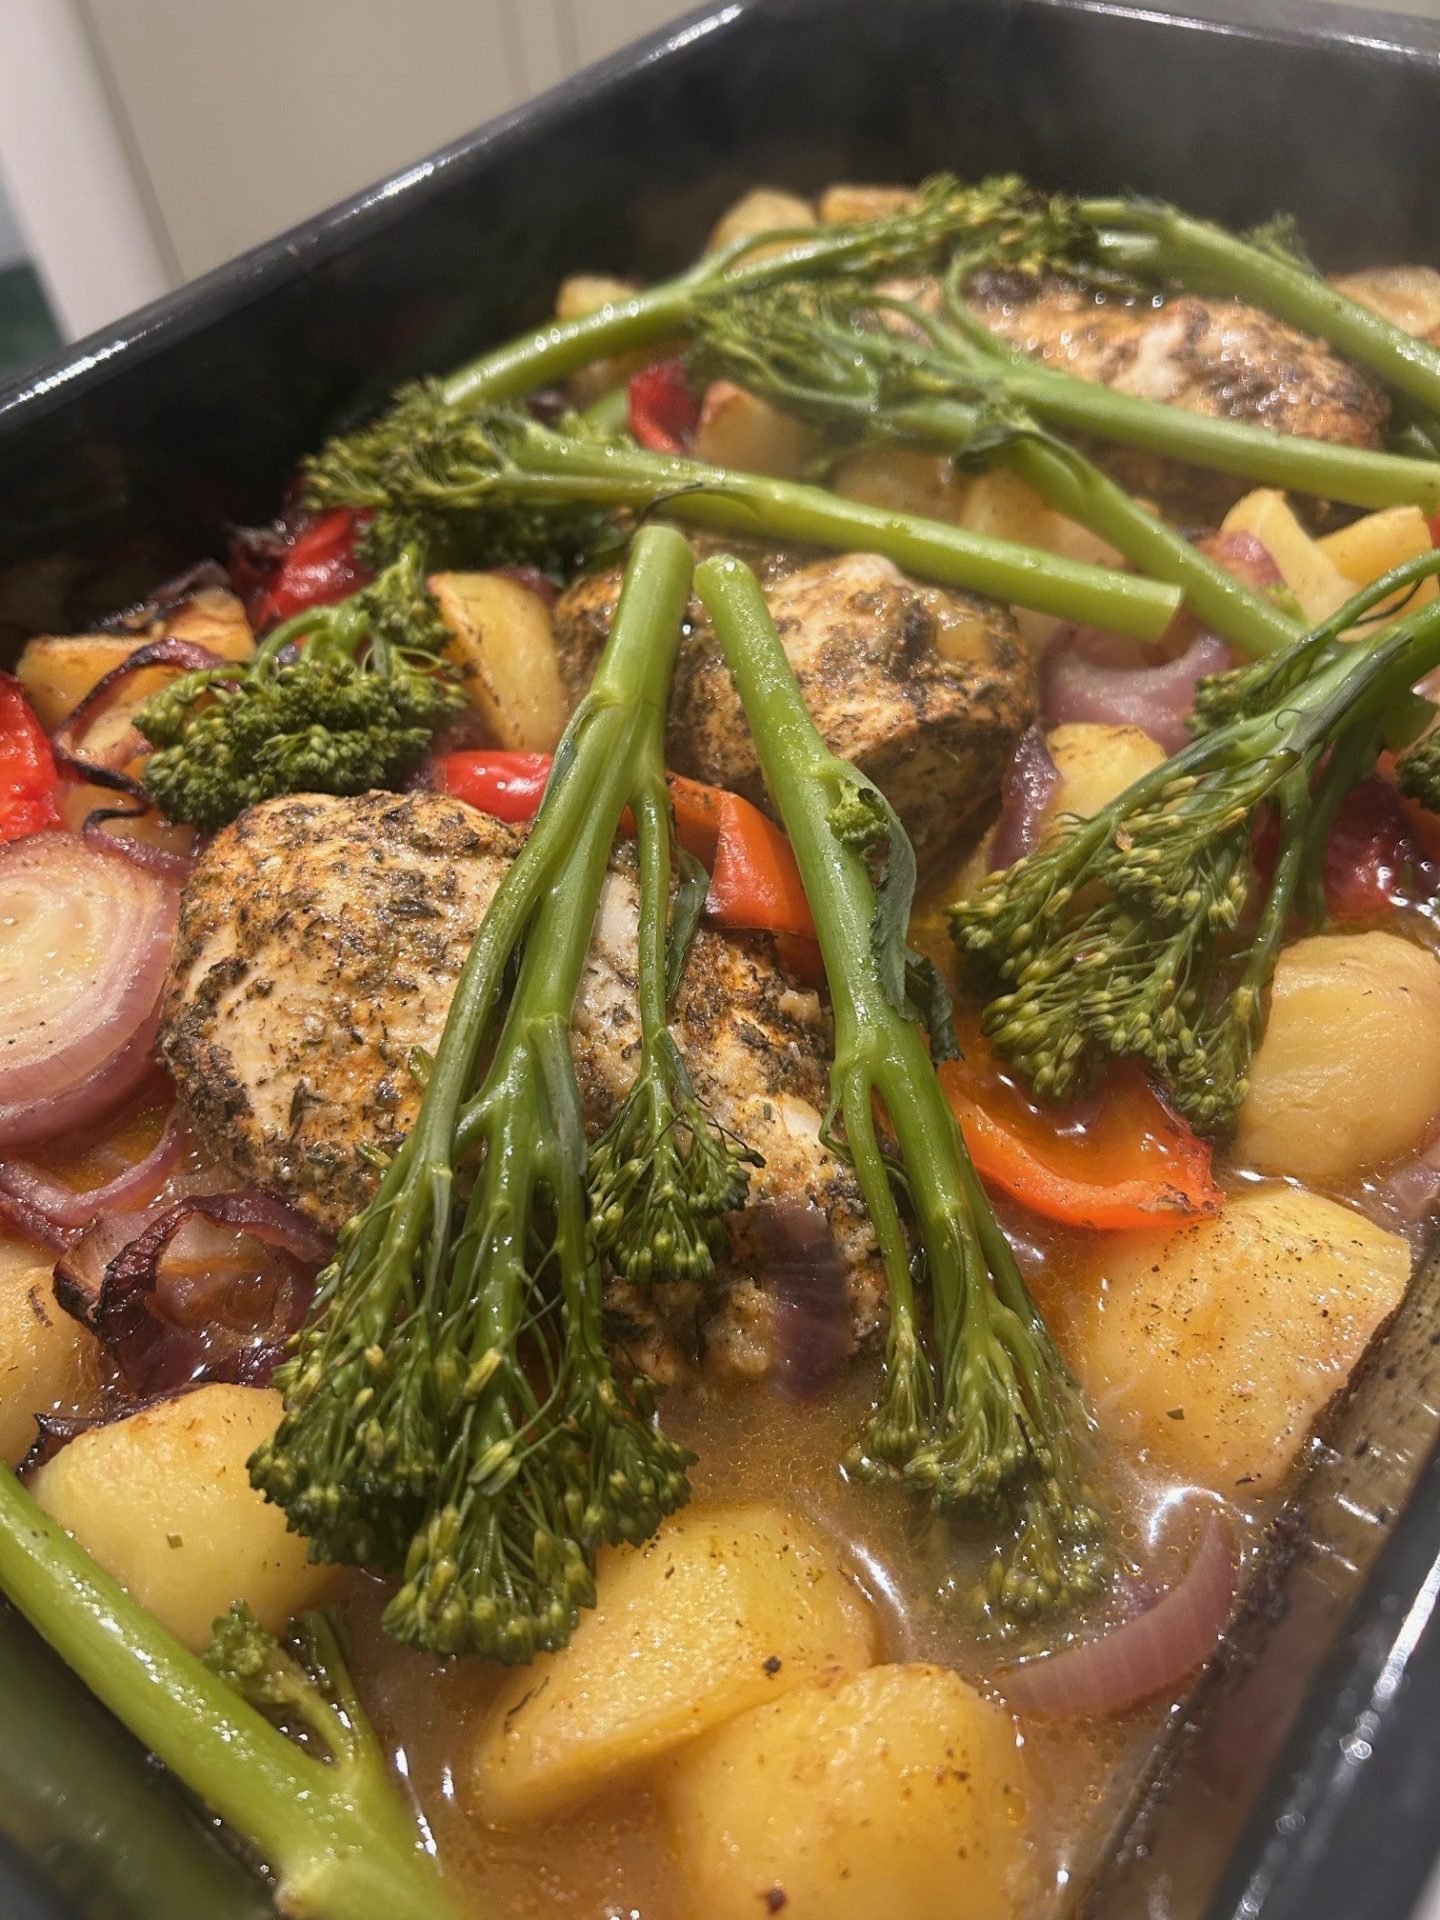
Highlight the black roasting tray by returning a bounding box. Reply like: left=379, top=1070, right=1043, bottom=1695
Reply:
left=2, top=3, right=1440, bottom=1916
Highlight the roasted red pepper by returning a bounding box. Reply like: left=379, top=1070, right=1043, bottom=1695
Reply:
left=627, top=358, right=702, bottom=454
left=0, top=675, right=60, bottom=841
left=437, top=751, right=816, bottom=943
left=939, top=1016, right=1221, bottom=1231
left=437, top=751, right=553, bottom=823
left=231, top=508, right=374, bottom=633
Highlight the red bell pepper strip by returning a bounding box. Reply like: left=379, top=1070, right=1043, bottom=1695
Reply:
left=436, top=752, right=816, bottom=941
left=232, top=508, right=374, bottom=633
left=0, top=675, right=60, bottom=842
left=437, top=750, right=553, bottom=823
left=939, top=1016, right=1221, bottom=1231
left=627, top=358, right=702, bottom=454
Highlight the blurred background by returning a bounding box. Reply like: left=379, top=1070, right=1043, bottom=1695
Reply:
left=0, top=0, right=698, bottom=380
left=0, top=0, right=1433, bottom=384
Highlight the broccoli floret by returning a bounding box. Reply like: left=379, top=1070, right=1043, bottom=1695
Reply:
left=698, top=552, right=1109, bottom=1626
left=1397, top=729, right=1440, bottom=813
left=250, top=527, right=753, bottom=1663
left=136, top=546, right=463, bottom=833
left=952, top=585, right=1440, bottom=1136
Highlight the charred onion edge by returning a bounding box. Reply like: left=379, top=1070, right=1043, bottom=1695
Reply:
left=50, top=635, right=230, bottom=796
left=84, top=1192, right=331, bottom=1395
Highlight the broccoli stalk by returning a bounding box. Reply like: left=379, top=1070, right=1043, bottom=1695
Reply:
left=250, top=526, right=752, bottom=1661
left=437, top=173, right=1090, bottom=409
left=305, top=386, right=1180, bottom=643
left=695, top=552, right=1108, bottom=1623
left=0, top=1464, right=455, bottom=1920
left=137, top=542, right=463, bottom=833
left=950, top=569, right=1440, bottom=1137
left=1075, top=195, right=1440, bottom=440
left=691, top=284, right=1302, bottom=658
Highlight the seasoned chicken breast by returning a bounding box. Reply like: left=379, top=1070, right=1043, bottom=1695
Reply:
left=160, top=789, right=884, bottom=1383
left=962, top=269, right=1390, bottom=519
left=556, top=550, right=1032, bottom=858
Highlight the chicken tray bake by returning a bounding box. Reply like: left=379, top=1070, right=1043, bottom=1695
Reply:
left=10, top=136, right=1440, bottom=1920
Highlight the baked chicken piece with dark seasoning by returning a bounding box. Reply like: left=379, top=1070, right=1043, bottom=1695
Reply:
left=160, top=788, right=886, bottom=1386
left=555, top=548, right=1034, bottom=859
left=963, top=268, right=1391, bottom=519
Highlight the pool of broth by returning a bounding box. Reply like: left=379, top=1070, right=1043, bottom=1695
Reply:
left=342, top=1218, right=1281, bottom=1920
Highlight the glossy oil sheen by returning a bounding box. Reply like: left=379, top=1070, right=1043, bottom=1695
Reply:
left=1, top=4, right=1440, bottom=1918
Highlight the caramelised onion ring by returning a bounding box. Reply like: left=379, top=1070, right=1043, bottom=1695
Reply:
left=0, top=833, right=178, bottom=1148
left=80, top=803, right=197, bottom=881
left=49, top=635, right=228, bottom=796
left=83, top=1193, right=331, bottom=1395
left=996, top=1513, right=1238, bottom=1718
left=745, top=1200, right=850, bottom=1400
left=0, top=1104, right=191, bottom=1239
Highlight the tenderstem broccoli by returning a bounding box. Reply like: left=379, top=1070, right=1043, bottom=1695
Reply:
left=250, top=527, right=755, bottom=1661
left=137, top=542, right=463, bottom=833
left=304, top=382, right=1181, bottom=642
left=696, top=552, right=1108, bottom=1623
left=949, top=561, right=1440, bottom=1137
left=690, top=282, right=1302, bottom=657
left=0, top=1463, right=455, bottom=1920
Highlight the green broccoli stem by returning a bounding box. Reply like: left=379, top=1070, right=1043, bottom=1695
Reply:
left=696, top=553, right=1106, bottom=1620
left=250, top=526, right=698, bottom=1577
left=335, top=410, right=1180, bottom=643
left=0, top=1465, right=453, bottom=1920
left=438, top=175, right=1054, bottom=409
left=1080, top=196, right=1440, bottom=430
left=690, top=288, right=1295, bottom=654
left=934, top=279, right=1440, bottom=514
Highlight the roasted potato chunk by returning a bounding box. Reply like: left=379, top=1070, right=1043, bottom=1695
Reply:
left=1067, top=1186, right=1410, bottom=1495
left=661, top=1663, right=1030, bottom=1920
left=1236, top=932, right=1440, bottom=1180
left=430, top=570, right=566, bottom=751
left=30, top=1385, right=332, bottom=1650
left=0, top=1240, right=101, bottom=1467
left=469, top=1502, right=876, bottom=1823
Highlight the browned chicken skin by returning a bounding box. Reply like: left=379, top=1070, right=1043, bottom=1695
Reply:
left=555, top=549, right=1033, bottom=858
left=160, top=789, right=885, bottom=1384
left=961, top=269, right=1391, bottom=519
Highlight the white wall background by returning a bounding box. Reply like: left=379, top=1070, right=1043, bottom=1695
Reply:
left=0, top=0, right=697, bottom=338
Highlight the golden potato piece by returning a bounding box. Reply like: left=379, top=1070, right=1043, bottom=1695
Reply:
left=661, top=1663, right=1030, bottom=1920
left=1221, top=489, right=1352, bottom=625
left=17, top=585, right=254, bottom=732
left=830, top=444, right=973, bottom=522
left=552, top=272, right=650, bottom=408
left=819, top=183, right=917, bottom=225
left=430, top=570, right=566, bottom=752
left=705, top=187, right=815, bottom=258
left=959, top=468, right=1123, bottom=648
left=469, top=1502, right=876, bottom=1823
left=30, top=1385, right=331, bottom=1650
left=1045, top=722, right=1166, bottom=827
left=1069, top=1186, right=1410, bottom=1495
left=1236, top=932, right=1440, bottom=1180
left=1331, top=265, right=1440, bottom=346
left=692, top=380, right=817, bottom=478
left=1318, top=505, right=1437, bottom=615
left=0, top=1240, right=101, bottom=1468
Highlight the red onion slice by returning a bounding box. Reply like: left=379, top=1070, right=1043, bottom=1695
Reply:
left=1041, top=628, right=1232, bottom=752
left=50, top=635, right=229, bottom=795
left=739, top=1201, right=850, bottom=1399
left=82, top=1193, right=330, bottom=1396
left=0, top=832, right=178, bottom=1147
left=80, top=803, right=197, bottom=881
left=0, top=1104, right=191, bottom=1238
left=997, top=1514, right=1238, bottom=1718
left=990, top=726, right=1061, bottom=870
